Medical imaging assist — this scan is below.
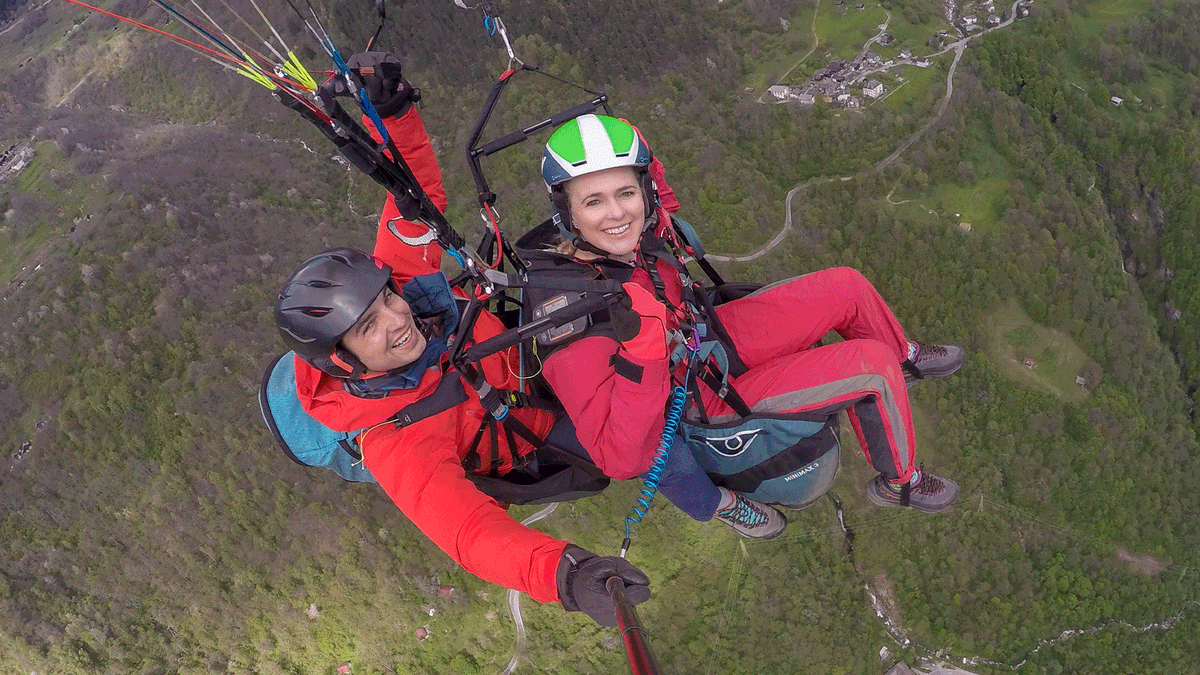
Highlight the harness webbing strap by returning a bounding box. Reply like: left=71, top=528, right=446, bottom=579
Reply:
left=697, top=365, right=753, bottom=418
left=497, top=412, right=547, bottom=455
left=387, top=373, right=471, bottom=428
left=689, top=279, right=748, bottom=377
left=466, top=420, right=489, bottom=471
left=337, top=439, right=362, bottom=462
left=487, top=417, right=500, bottom=470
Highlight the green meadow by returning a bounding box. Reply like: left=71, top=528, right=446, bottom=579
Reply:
left=814, top=3, right=890, bottom=61
left=986, top=300, right=1095, bottom=403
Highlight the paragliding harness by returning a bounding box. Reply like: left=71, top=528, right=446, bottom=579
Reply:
left=257, top=348, right=611, bottom=505
left=70, top=0, right=626, bottom=507
left=510, top=216, right=843, bottom=510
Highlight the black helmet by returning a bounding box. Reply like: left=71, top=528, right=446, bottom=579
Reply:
left=275, top=248, right=393, bottom=378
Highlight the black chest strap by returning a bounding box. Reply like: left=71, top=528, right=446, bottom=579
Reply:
left=387, top=372, right=471, bottom=428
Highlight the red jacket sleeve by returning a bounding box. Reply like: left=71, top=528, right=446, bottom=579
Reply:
left=541, top=335, right=672, bottom=480
left=367, top=107, right=448, bottom=282
left=361, top=420, right=567, bottom=604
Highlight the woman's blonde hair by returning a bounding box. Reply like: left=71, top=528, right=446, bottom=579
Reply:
left=549, top=236, right=579, bottom=256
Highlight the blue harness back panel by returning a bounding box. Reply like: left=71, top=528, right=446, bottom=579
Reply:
left=259, top=352, right=378, bottom=483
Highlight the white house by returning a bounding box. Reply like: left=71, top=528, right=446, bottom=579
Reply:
left=1111, top=96, right=1124, bottom=106
left=864, top=80, right=884, bottom=98
left=768, top=85, right=789, bottom=100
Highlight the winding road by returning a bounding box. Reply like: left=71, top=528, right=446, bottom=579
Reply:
left=709, top=1, right=1022, bottom=263
left=498, top=502, right=559, bottom=675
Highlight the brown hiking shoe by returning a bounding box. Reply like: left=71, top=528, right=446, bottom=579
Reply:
left=903, top=341, right=966, bottom=386
left=865, top=467, right=959, bottom=513
left=713, top=492, right=789, bottom=539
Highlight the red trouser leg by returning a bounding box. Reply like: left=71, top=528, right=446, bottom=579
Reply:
left=709, top=267, right=917, bottom=482
left=699, top=340, right=916, bottom=481
left=714, top=266, right=910, bottom=368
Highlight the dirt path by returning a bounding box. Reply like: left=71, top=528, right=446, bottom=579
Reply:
left=0, top=17, right=23, bottom=37
left=57, top=73, right=92, bottom=107
left=707, top=174, right=854, bottom=263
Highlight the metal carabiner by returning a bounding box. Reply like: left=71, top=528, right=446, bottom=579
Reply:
left=489, top=15, right=523, bottom=69
left=687, top=325, right=702, bottom=354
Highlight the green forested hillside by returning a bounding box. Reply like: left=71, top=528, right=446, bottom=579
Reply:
left=2, top=0, right=1199, bottom=673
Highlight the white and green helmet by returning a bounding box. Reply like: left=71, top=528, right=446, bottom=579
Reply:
left=541, top=114, right=657, bottom=252
left=541, top=114, right=653, bottom=188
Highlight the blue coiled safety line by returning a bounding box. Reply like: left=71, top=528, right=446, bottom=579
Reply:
left=620, top=384, right=688, bottom=557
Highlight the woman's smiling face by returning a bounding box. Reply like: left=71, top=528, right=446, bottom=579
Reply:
left=564, top=166, right=645, bottom=261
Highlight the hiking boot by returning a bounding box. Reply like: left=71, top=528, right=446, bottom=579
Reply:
left=903, top=340, right=966, bottom=386
left=713, top=492, right=788, bottom=539
left=865, top=467, right=959, bottom=513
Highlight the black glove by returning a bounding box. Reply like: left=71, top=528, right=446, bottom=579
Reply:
left=609, top=291, right=641, bottom=343
left=345, top=51, right=420, bottom=117
left=607, top=283, right=669, bottom=360
left=556, top=545, right=651, bottom=627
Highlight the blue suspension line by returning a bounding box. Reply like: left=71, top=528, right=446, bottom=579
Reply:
left=320, top=37, right=392, bottom=146
left=151, top=0, right=243, bottom=61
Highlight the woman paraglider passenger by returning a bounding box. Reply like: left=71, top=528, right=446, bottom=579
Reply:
left=518, top=114, right=965, bottom=539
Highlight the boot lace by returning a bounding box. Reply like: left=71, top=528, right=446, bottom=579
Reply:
left=718, top=495, right=768, bottom=527
left=912, top=465, right=945, bottom=495
left=913, top=341, right=949, bottom=362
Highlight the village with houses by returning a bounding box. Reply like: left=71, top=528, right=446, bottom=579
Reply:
left=766, top=0, right=1034, bottom=110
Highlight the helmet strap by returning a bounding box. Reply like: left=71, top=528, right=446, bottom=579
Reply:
left=638, top=166, right=659, bottom=221
left=330, top=348, right=368, bottom=379
left=415, top=315, right=437, bottom=341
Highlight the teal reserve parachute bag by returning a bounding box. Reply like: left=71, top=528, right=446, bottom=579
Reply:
left=683, top=412, right=841, bottom=510
left=259, top=353, right=377, bottom=483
